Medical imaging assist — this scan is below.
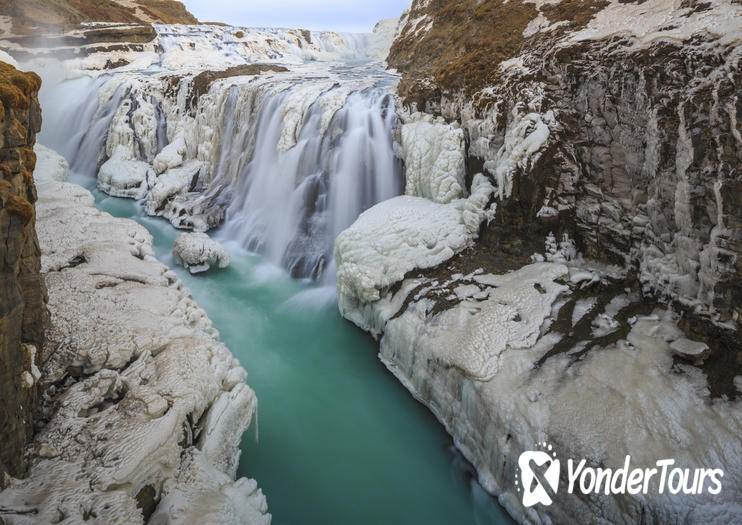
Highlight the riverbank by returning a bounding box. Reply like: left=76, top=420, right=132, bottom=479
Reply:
left=0, top=146, right=270, bottom=524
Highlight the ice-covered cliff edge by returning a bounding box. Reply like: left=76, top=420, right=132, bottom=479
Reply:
left=0, top=146, right=270, bottom=525
left=337, top=1, right=742, bottom=523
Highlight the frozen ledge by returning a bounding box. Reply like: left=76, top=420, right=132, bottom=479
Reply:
left=336, top=189, right=742, bottom=524
left=0, top=147, right=270, bottom=525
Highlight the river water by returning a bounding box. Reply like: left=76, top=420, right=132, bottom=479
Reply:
left=83, top=185, right=512, bottom=525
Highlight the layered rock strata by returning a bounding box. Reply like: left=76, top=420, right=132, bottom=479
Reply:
left=0, top=60, right=45, bottom=486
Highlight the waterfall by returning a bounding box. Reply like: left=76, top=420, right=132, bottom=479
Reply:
left=152, top=24, right=377, bottom=66
left=31, top=24, right=402, bottom=282
left=39, top=74, right=126, bottom=176
left=222, top=86, right=402, bottom=280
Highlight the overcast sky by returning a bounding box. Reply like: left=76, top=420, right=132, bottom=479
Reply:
left=184, top=0, right=410, bottom=33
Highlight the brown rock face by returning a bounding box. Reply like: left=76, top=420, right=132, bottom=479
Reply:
left=0, top=0, right=198, bottom=35
left=388, top=1, right=742, bottom=327
left=0, top=60, right=46, bottom=485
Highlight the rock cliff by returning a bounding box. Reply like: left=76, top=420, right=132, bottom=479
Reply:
left=0, top=0, right=198, bottom=34
left=387, top=0, right=742, bottom=324
left=336, top=1, right=742, bottom=523
left=0, top=60, right=45, bottom=487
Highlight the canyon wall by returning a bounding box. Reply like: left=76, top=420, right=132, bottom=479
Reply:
left=336, top=1, right=742, bottom=522
left=0, top=0, right=198, bottom=34
left=0, top=145, right=270, bottom=524
left=0, top=60, right=45, bottom=486
left=388, top=0, right=742, bottom=326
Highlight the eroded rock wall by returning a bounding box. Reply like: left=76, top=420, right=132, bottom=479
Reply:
left=0, top=60, right=45, bottom=485
left=333, top=2, right=742, bottom=523
left=388, top=0, right=742, bottom=325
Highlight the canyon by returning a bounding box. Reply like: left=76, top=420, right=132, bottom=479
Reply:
left=0, top=0, right=740, bottom=524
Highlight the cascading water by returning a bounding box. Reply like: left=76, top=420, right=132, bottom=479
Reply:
left=38, top=59, right=402, bottom=282
left=222, top=86, right=402, bottom=279
left=26, top=21, right=514, bottom=525
left=38, top=73, right=126, bottom=175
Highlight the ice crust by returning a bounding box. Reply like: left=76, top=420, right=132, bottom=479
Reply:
left=0, top=147, right=270, bottom=525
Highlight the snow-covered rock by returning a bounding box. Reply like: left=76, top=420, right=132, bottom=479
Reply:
left=339, top=249, right=742, bottom=524
left=34, top=144, right=69, bottom=182
left=173, top=232, right=230, bottom=274
left=0, top=50, right=18, bottom=68
left=98, top=145, right=154, bottom=199
left=145, top=161, right=202, bottom=217
left=335, top=173, right=493, bottom=305
left=153, top=133, right=187, bottom=174
left=400, top=113, right=466, bottom=203
left=0, top=147, right=269, bottom=525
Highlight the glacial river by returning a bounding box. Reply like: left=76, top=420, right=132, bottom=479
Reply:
left=76, top=184, right=513, bottom=524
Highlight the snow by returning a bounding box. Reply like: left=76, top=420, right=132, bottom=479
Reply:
left=317, top=86, right=351, bottom=137
left=368, top=15, right=402, bottom=62
left=570, top=0, right=742, bottom=47
left=0, top=49, right=18, bottom=68
left=401, top=113, right=467, bottom=204
left=670, top=337, right=711, bottom=363
left=152, top=24, right=377, bottom=72
left=97, top=145, right=154, bottom=199
left=389, top=263, right=569, bottom=381
left=344, top=257, right=742, bottom=524
left=145, top=161, right=202, bottom=216
left=277, top=81, right=335, bottom=153
left=173, top=232, right=230, bottom=274
left=34, top=144, right=69, bottom=182
left=153, top=132, right=187, bottom=174
left=0, top=147, right=269, bottom=524
left=335, top=174, right=494, bottom=304
left=485, top=109, right=551, bottom=200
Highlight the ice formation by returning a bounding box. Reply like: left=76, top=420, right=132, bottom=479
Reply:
left=173, top=232, right=230, bottom=274
left=98, top=145, right=154, bottom=199
left=400, top=113, right=466, bottom=204
left=34, top=144, right=69, bottom=182
left=335, top=174, right=493, bottom=305
left=0, top=147, right=269, bottom=525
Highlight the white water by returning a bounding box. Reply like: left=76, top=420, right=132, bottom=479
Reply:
left=38, top=60, right=402, bottom=282
left=222, top=86, right=402, bottom=279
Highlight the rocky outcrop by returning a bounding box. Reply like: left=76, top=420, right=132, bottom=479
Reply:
left=335, top=1, right=742, bottom=523
left=0, top=0, right=197, bottom=35
left=0, top=60, right=45, bottom=486
left=0, top=147, right=269, bottom=524
left=388, top=0, right=742, bottom=324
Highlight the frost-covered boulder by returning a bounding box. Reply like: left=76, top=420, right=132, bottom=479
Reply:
left=401, top=114, right=466, bottom=204
left=98, top=145, right=154, bottom=199
left=335, top=173, right=493, bottom=304
left=173, top=232, right=230, bottom=274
